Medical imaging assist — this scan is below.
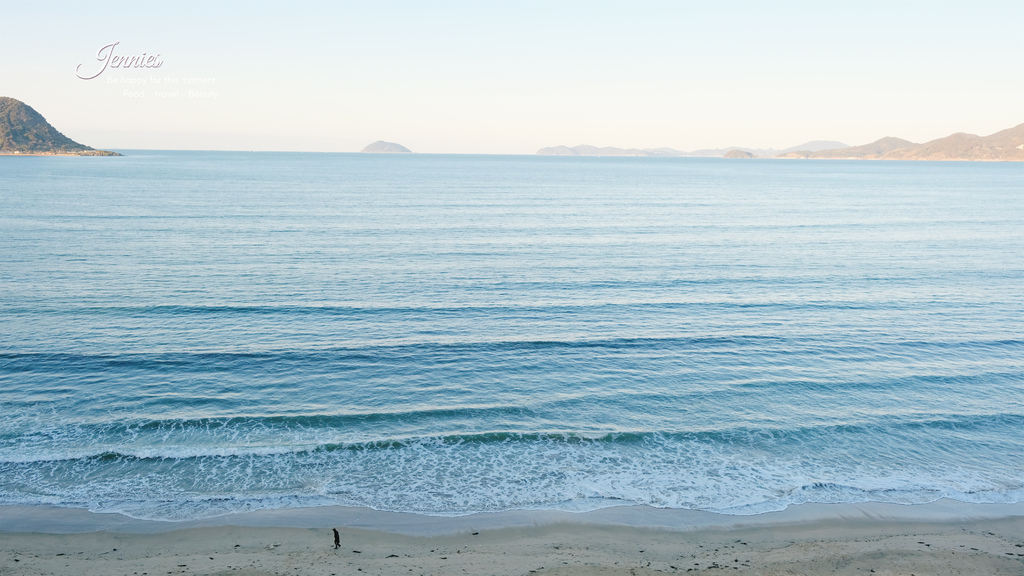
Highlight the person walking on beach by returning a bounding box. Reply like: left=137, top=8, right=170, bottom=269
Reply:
left=333, top=528, right=340, bottom=549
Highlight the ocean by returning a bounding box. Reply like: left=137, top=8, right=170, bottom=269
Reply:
left=1, top=151, right=1022, bottom=522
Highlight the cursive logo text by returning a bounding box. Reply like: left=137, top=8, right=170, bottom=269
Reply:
left=76, top=42, right=163, bottom=80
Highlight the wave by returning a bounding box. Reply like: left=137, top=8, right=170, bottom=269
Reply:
left=2, top=333, right=1020, bottom=368
left=3, top=412, right=1022, bottom=464
left=2, top=298, right=902, bottom=317
left=1, top=430, right=1021, bottom=521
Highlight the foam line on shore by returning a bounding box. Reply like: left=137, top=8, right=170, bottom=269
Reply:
left=3, top=499, right=1023, bottom=536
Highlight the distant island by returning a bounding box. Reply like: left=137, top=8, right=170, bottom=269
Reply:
left=777, top=137, right=914, bottom=160
left=723, top=149, right=756, bottom=159
left=0, top=97, right=119, bottom=156
left=537, top=140, right=848, bottom=158
left=538, top=123, right=1024, bottom=161
left=361, top=140, right=412, bottom=154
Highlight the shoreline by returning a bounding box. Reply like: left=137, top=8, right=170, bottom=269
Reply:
left=0, top=151, right=120, bottom=156
left=3, top=149, right=1022, bottom=160
left=3, top=499, right=1023, bottom=535
left=2, top=502, right=1022, bottom=575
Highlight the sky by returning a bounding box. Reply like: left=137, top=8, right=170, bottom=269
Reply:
left=0, top=1, right=1022, bottom=154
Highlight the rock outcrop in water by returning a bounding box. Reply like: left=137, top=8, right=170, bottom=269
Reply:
left=0, top=97, right=119, bottom=155
left=361, top=140, right=412, bottom=153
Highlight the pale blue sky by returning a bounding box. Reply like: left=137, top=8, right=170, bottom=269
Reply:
left=1, top=0, right=1021, bottom=153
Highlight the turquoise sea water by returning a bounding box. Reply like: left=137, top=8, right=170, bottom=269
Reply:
left=1, top=152, right=1022, bottom=521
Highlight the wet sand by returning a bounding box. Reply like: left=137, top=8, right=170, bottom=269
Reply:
left=2, top=502, right=1023, bottom=575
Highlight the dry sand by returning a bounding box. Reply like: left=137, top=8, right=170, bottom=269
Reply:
left=2, top=505, right=1023, bottom=575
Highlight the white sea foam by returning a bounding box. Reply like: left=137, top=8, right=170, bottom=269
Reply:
left=2, top=432, right=1021, bottom=521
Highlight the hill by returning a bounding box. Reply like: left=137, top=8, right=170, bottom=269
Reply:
left=361, top=140, right=412, bottom=153
left=881, top=124, right=1024, bottom=161
left=723, top=149, right=756, bottom=158
left=776, top=125, right=1024, bottom=161
left=539, top=140, right=848, bottom=158
left=0, top=97, right=118, bottom=155
left=777, top=140, right=850, bottom=154
left=777, top=137, right=915, bottom=159
left=538, top=125, right=1024, bottom=161
left=691, top=141, right=850, bottom=158
left=537, top=144, right=679, bottom=156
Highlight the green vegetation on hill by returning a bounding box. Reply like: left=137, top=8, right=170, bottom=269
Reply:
left=0, top=97, right=119, bottom=155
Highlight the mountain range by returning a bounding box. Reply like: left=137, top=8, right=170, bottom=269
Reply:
left=537, top=140, right=848, bottom=158
left=4, top=95, right=1019, bottom=160
left=0, top=97, right=118, bottom=155
left=778, top=124, right=1024, bottom=161
left=540, top=124, right=1024, bottom=161
left=776, top=137, right=914, bottom=159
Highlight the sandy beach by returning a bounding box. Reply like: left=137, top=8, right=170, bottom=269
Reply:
left=2, top=503, right=1023, bottom=575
